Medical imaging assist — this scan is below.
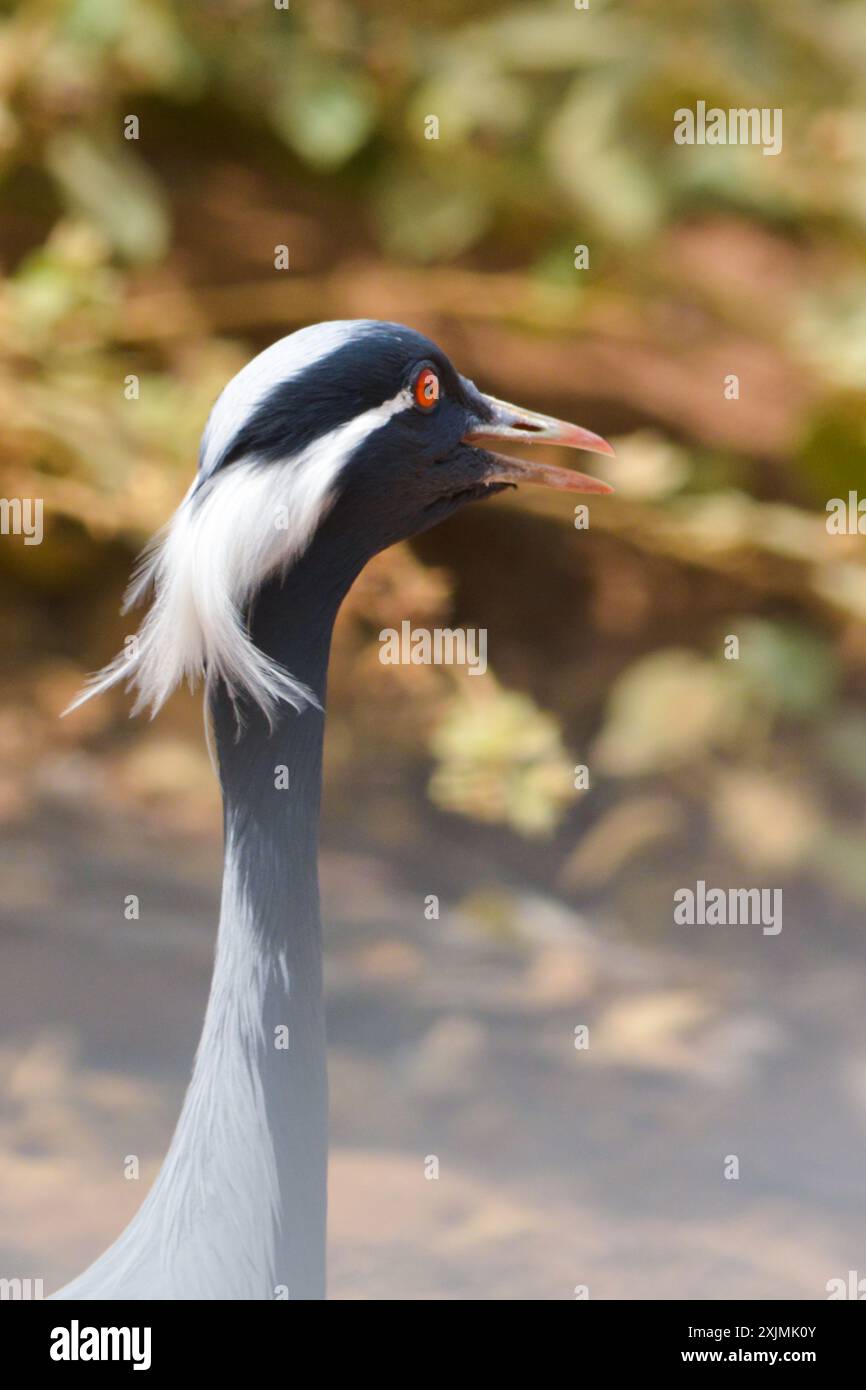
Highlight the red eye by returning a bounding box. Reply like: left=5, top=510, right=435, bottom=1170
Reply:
left=413, top=367, right=440, bottom=411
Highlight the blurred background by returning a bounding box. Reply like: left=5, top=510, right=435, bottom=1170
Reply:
left=2, top=0, right=866, bottom=1299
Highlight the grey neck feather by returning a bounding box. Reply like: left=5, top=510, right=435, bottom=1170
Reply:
left=206, top=549, right=359, bottom=1300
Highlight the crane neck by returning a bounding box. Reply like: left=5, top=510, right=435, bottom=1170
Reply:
left=201, top=550, right=358, bottom=1301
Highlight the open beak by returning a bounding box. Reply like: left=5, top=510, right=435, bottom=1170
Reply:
left=463, top=394, right=615, bottom=494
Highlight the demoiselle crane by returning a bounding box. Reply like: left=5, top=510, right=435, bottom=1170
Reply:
left=54, top=320, right=614, bottom=1300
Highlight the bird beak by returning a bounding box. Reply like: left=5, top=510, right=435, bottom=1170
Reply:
left=463, top=394, right=615, bottom=494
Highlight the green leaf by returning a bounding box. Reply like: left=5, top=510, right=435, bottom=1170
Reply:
left=44, top=133, right=169, bottom=264
left=273, top=69, right=376, bottom=170
left=374, top=174, right=488, bottom=263
left=594, top=649, right=745, bottom=776
left=735, top=619, right=836, bottom=720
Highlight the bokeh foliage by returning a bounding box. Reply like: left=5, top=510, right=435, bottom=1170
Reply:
left=2, top=0, right=866, bottom=929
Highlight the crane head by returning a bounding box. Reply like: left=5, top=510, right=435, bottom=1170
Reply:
left=67, top=321, right=613, bottom=724
left=199, top=319, right=613, bottom=552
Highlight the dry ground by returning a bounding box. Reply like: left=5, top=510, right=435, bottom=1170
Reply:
left=1, top=808, right=864, bottom=1300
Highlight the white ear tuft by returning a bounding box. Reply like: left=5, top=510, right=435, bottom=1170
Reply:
left=64, top=467, right=321, bottom=725
left=64, top=384, right=412, bottom=725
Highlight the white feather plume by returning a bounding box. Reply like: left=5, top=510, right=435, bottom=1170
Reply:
left=64, top=382, right=411, bottom=723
